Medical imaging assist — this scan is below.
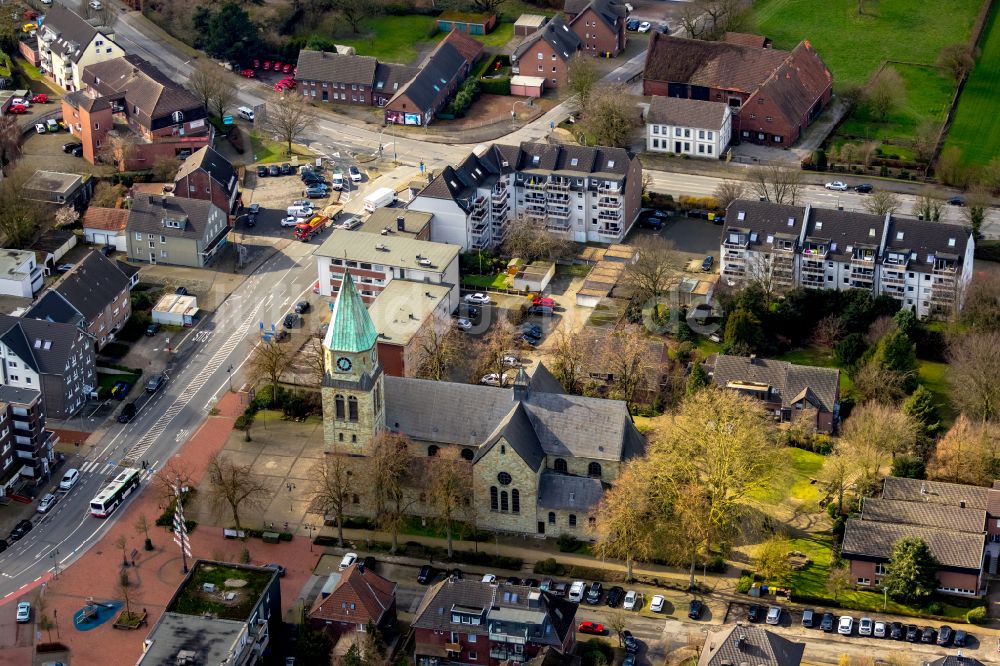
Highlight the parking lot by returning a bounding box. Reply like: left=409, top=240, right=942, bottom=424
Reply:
left=18, top=118, right=115, bottom=177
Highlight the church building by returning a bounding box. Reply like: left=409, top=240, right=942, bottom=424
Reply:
left=320, top=271, right=646, bottom=538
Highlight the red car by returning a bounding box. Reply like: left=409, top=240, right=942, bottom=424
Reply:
left=282, top=63, right=292, bottom=74
left=253, top=59, right=260, bottom=68
left=279, top=78, right=296, bottom=89
left=293, top=66, right=298, bottom=76
left=241, top=69, right=255, bottom=78
left=532, top=296, right=555, bottom=308
left=312, top=281, right=320, bottom=295
left=8, top=104, right=27, bottom=114
left=30, top=93, right=47, bottom=104
left=578, top=621, right=604, bottom=635
left=262, top=61, right=272, bottom=70
left=274, top=83, right=286, bottom=92
left=273, top=61, right=284, bottom=72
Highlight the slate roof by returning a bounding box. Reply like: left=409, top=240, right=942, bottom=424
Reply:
left=514, top=16, right=581, bottom=62
left=699, top=625, right=804, bottom=666
left=39, top=250, right=130, bottom=323
left=388, top=31, right=482, bottom=113
left=174, top=146, right=238, bottom=196
left=841, top=518, right=985, bottom=570
left=803, top=202, right=886, bottom=261
left=295, top=49, right=379, bottom=86
left=861, top=498, right=986, bottom=534
left=882, top=477, right=990, bottom=510
left=39, top=5, right=109, bottom=64
left=82, top=207, right=129, bottom=232
left=62, top=90, right=110, bottom=113
left=724, top=200, right=807, bottom=253
left=647, top=96, right=729, bottom=130
left=528, top=362, right=565, bottom=395
left=413, top=579, right=495, bottom=632
left=324, top=269, right=379, bottom=354
left=474, top=402, right=546, bottom=472
left=308, top=563, right=396, bottom=625
left=127, top=193, right=221, bottom=239
left=537, top=473, right=604, bottom=511
left=643, top=33, right=790, bottom=93
left=926, top=657, right=984, bottom=666
left=82, top=55, right=204, bottom=130
left=22, top=291, right=83, bottom=328
left=373, top=63, right=418, bottom=97
left=0, top=314, right=84, bottom=375
left=709, top=354, right=840, bottom=412
left=885, top=216, right=972, bottom=274
left=567, top=0, right=625, bottom=29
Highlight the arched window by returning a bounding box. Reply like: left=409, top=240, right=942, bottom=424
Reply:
left=351, top=435, right=357, bottom=443
left=338, top=433, right=344, bottom=442
left=553, top=458, right=568, bottom=473
left=335, top=395, right=345, bottom=420
left=512, top=489, right=520, bottom=514
left=374, top=384, right=381, bottom=415
left=171, top=110, right=184, bottom=124
left=500, top=491, right=509, bottom=512
left=428, top=445, right=439, bottom=457
left=461, top=448, right=474, bottom=461
left=490, top=487, right=498, bottom=512
left=588, top=462, right=602, bottom=478
left=348, top=396, right=358, bottom=421
left=548, top=512, right=556, bottom=524
left=568, top=514, right=577, bottom=527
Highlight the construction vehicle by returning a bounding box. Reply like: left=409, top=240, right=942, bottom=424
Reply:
left=293, top=214, right=328, bottom=241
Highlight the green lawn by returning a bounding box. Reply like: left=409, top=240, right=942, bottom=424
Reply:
left=918, top=359, right=955, bottom=424
left=335, top=15, right=518, bottom=64
left=462, top=273, right=509, bottom=289
left=751, top=448, right=826, bottom=507
left=250, top=133, right=314, bottom=164
left=945, top=3, right=1000, bottom=165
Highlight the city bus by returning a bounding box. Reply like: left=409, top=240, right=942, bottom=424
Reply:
left=90, top=467, right=141, bottom=518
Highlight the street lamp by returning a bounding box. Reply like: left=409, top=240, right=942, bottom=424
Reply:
left=304, top=523, right=316, bottom=552
left=226, top=364, right=234, bottom=393
left=50, top=548, right=60, bottom=577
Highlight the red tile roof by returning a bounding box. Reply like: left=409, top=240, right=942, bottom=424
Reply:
left=441, top=28, right=484, bottom=65
left=308, top=564, right=397, bottom=625
left=82, top=207, right=128, bottom=232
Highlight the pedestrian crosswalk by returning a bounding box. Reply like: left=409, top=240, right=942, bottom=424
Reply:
left=77, top=460, right=155, bottom=481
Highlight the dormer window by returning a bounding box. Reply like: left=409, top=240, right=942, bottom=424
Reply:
left=948, top=238, right=956, bottom=247
left=896, top=231, right=904, bottom=240
left=532, top=155, right=540, bottom=165
left=171, top=111, right=184, bottom=124
left=570, top=158, right=578, bottom=167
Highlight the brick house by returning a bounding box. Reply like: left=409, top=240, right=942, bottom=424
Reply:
left=308, top=563, right=397, bottom=637
left=384, top=30, right=483, bottom=126
left=564, top=0, right=626, bottom=57
left=35, top=5, right=124, bottom=91
left=413, top=578, right=577, bottom=666
left=0, top=387, right=58, bottom=491
left=642, top=32, right=832, bottom=146
left=511, top=16, right=581, bottom=89
left=700, top=626, right=803, bottom=666
left=295, top=49, right=417, bottom=107
left=173, top=146, right=241, bottom=215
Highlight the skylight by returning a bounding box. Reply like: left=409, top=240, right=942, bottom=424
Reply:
left=868, top=228, right=876, bottom=237
left=896, top=231, right=904, bottom=240
left=787, top=218, right=794, bottom=226
left=532, top=155, right=540, bottom=165
left=737, top=211, right=745, bottom=221
left=607, top=160, right=615, bottom=168
left=815, top=221, right=823, bottom=230
left=570, top=158, right=578, bottom=167
left=948, top=238, right=956, bottom=247
left=766, top=235, right=774, bottom=244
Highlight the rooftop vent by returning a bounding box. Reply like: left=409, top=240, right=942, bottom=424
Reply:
left=375, top=244, right=389, bottom=252
left=397, top=215, right=406, bottom=231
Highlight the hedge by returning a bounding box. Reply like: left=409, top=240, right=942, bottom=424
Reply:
left=967, top=605, right=988, bottom=624
left=533, top=557, right=626, bottom=583
left=975, top=240, right=1000, bottom=262
left=480, top=77, right=511, bottom=96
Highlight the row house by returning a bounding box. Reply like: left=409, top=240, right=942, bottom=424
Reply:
left=564, top=0, right=627, bottom=57
left=35, top=5, right=124, bottom=92
left=413, top=579, right=577, bottom=666
left=295, top=50, right=417, bottom=107
left=0, top=315, right=95, bottom=420
left=720, top=200, right=975, bottom=318
left=409, top=142, right=642, bottom=249
left=0, top=387, right=57, bottom=493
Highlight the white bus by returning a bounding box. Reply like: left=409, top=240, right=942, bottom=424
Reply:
left=90, top=468, right=141, bottom=518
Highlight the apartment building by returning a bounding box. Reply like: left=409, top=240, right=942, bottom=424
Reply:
left=564, top=0, right=627, bottom=57
left=0, top=387, right=56, bottom=486
left=0, top=250, right=44, bottom=298
left=35, top=5, right=124, bottom=92
left=510, top=16, right=581, bottom=89
left=125, top=194, right=230, bottom=268
left=409, top=142, right=642, bottom=250
left=720, top=200, right=975, bottom=318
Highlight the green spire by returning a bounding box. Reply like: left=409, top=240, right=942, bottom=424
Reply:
left=324, top=269, right=378, bottom=353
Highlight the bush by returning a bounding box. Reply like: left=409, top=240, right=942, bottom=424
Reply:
left=118, top=313, right=151, bottom=343
left=923, top=601, right=944, bottom=615
left=535, top=557, right=563, bottom=575
left=100, top=342, right=131, bottom=359
left=557, top=533, right=584, bottom=553
left=479, top=76, right=511, bottom=96
left=678, top=194, right=719, bottom=211
left=705, top=555, right=727, bottom=573
left=227, top=125, right=245, bottom=154
left=737, top=570, right=754, bottom=594
left=579, top=639, right=614, bottom=666
left=967, top=605, right=988, bottom=624
left=975, top=240, right=1000, bottom=263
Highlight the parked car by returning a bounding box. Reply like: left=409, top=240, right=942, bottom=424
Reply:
left=656, top=22, right=670, bottom=33
left=37, top=493, right=57, bottom=513
left=889, top=622, right=904, bottom=640
left=176, top=287, right=188, bottom=295
left=246, top=212, right=257, bottom=227
left=568, top=581, right=586, bottom=603
left=34, top=122, right=46, bottom=134
left=15, top=601, right=30, bottom=623
left=953, top=629, right=968, bottom=647
left=349, top=166, right=362, bottom=182
left=62, top=141, right=82, bottom=153
left=551, top=582, right=568, bottom=597
left=578, top=621, right=604, bottom=635
left=146, top=373, right=166, bottom=393
left=145, top=322, right=161, bottom=336
left=701, top=255, right=714, bottom=272
left=464, top=292, right=491, bottom=305
left=821, top=612, right=836, bottom=632
left=70, top=145, right=83, bottom=157
left=937, top=626, right=953, bottom=646
left=858, top=617, right=873, bottom=636
left=338, top=552, right=358, bottom=571
left=305, top=188, right=328, bottom=199
left=7, top=104, right=27, bottom=114
left=585, top=581, right=603, bottom=605
left=801, top=609, right=815, bottom=628
left=948, top=196, right=966, bottom=206
left=56, top=263, right=75, bottom=273
left=854, top=183, right=874, bottom=193
left=59, top=468, right=80, bottom=491
left=281, top=216, right=300, bottom=227
left=12, top=97, right=32, bottom=107
left=874, top=621, right=887, bottom=638
left=621, top=630, right=639, bottom=653
left=650, top=594, right=666, bottom=613
left=283, top=313, right=300, bottom=329
left=637, top=21, right=651, bottom=32
left=257, top=166, right=268, bottom=178
left=110, top=381, right=131, bottom=400
left=240, top=68, right=255, bottom=78
left=747, top=604, right=762, bottom=622
left=521, top=324, right=542, bottom=338
left=456, top=318, right=473, bottom=331
left=480, top=373, right=503, bottom=387
left=294, top=300, right=311, bottom=314
left=117, top=402, right=137, bottom=423
left=523, top=578, right=539, bottom=588
left=417, top=565, right=433, bottom=584
left=268, top=165, right=280, bottom=177
left=838, top=616, right=854, bottom=635
left=331, top=173, right=345, bottom=191
left=505, top=576, right=520, bottom=586
left=921, top=627, right=936, bottom=644
left=623, top=591, right=641, bottom=611
left=0, top=539, right=7, bottom=554
left=9, top=519, right=32, bottom=541
left=825, top=181, right=849, bottom=191
left=46, top=118, right=59, bottom=132
left=905, top=624, right=919, bottom=642
left=622, top=656, right=636, bottom=666
left=627, top=18, right=641, bottom=30
left=766, top=606, right=782, bottom=625
left=606, top=586, right=625, bottom=608
left=278, top=163, right=293, bottom=176
left=31, top=93, right=47, bottom=104
left=688, top=599, right=704, bottom=620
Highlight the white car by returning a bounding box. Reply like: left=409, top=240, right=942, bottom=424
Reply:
left=825, top=181, right=849, bottom=191
left=502, top=355, right=519, bottom=367
left=858, top=617, right=873, bottom=636
left=338, top=552, right=358, bottom=571
left=624, top=2, right=634, bottom=11
left=637, top=21, right=651, bottom=33
left=12, top=98, right=31, bottom=107
left=456, top=318, right=472, bottom=331
left=59, top=468, right=79, bottom=491
left=349, top=166, right=362, bottom=183
left=623, top=590, right=641, bottom=611
left=281, top=216, right=300, bottom=227
left=649, top=594, right=665, bottom=613
left=482, top=573, right=497, bottom=584
left=330, top=173, right=345, bottom=191
left=873, top=621, right=887, bottom=638
left=15, top=601, right=30, bottom=623
left=37, top=493, right=57, bottom=513
left=481, top=373, right=503, bottom=387
left=568, top=581, right=586, bottom=603
left=838, top=616, right=854, bottom=635
left=34, top=123, right=46, bottom=134
left=464, top=292, right=491, bottom=305
left=766, top=606, right=781, bottom=625
left=89, top=0, right=103, bottom=9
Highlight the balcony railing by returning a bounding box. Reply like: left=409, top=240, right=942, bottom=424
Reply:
left=802, top=246, right=828, bottom=259
left=723, top=250, right=747, bottom=264
left=598, top=182, right=621, bottom=194
left=881, top=271, right=906, bottom=286
left=851, top=253, right=877, bottom=266
left=801, top=274, right=825, bottom=287
left=492, top=187, right=509, bottom=206
left=724, top=238, right=749, bottom=250
left=547, top=206, right=571, bottom=220
left=492, top=201, right=510, bottom=221
left=524, top=191, right=546, bottom=204
left=547, top=179, right=570, bottom=191
left=597, top=197, right=622, bottom=209
left=598, top=226, right=623, bottom=238
left=598, top=209, right=622, bottom=222
left=524, top=179, right=546, bottom=192
left=545, top=219, right=571, bottom=231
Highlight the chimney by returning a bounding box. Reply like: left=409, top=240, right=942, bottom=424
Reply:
left=749, top=354, right=757, bottom=364
left=960, top=500, right=966, bottom=508
left=396, top=215, right=405, bottom=231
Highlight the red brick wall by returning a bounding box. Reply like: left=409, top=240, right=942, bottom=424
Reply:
left=572, top=9, right=624, bottom=56
left=175, top=170, right=233, bottom=214
left=517, top=40, right=569, bottom=88
left=62, top=100, right=112, bottom=165
left=124, top=136, right=211, bottom=172
left=377, top=342, right=405, bottom=377
left=849, top=559, right=980, bottom=595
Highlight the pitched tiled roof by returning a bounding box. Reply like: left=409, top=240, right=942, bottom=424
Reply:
left=709, top=354, right=840, bottom=412
left=723, top=32, right=770, bottom=48
left=308, top=564, right=396, bottom=624
left=514, top=15, right=581, bottom=62
left=699, top=625, right=804, bottom=666
left=323, top=269, right=379, bottom=354
left=647, top=96, right=729, bottom=130
left=440, top=29, right=484, bottom=65
left=842, top=518, right=985, bottom=570
left=567, top=0, right=625, bottom=30
left=388, top=41, right=468, bottom=113
left=643, top=32, right=789, bottom=93
left=83, top=55, right=204, bottom=130
left=861, top=498, right=986, bottom=534
left=474, top=402, right=545, bottom=471
left=373, top=62, right=418, bottom=96
left=82, top=207, right=129, bottom=232
left=40, top=250, right=130, bottom=322
left=0, top=314, right=84, bottom=375
left=63, top=90, right=110, bottom=113
left=295, top=49, right=378, bottom=86
left=174, top=146, right=238, bottom=196
left=528, top=362, right=565, bottom=395
left=927, top=657, right=984, bottom=666
left=39, top=5, right=109, bottom=64
left=749, top=41, right=832, bottom=131
left=537, top=473, right=604, bottom=511
left=21, top=291, right=83, bottom=327
left=127, top=193, right=222, bottom=239
left=412, top=579, right=495, bottom=632
left=885, top=216, right=972, bottom=274
left=882, top=476, right=990, bottom=509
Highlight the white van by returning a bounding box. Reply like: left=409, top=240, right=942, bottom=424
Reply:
left=237, top=106, right=255, bottom=121
left=287, top=204, right=314, bottom=218
left=363, top=187, right=396, bottom=213
left=568, top=581, right=586, bottom=603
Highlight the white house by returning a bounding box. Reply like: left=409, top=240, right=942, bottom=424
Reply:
left=82, top=207, right=129, bottom=252
left=645, top=96, right=731, bottom=158
left=0, top=250, right=43, bottom=298
left=36, top=5, right=124, bottom=92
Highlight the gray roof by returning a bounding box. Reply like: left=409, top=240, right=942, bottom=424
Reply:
left=474, top=402, right=546, bottom=472
left=83, top=55, right=205, bottom=129
left=528, top=362, right=565, bottom=395
left=295, top=49, right=379, bottom=86
left=374, top=62, right=419, bottom=97
left=862, top=498, right=986, bottom=534
left=841, top=518, right=985, bottom=571
left=359, top=208, right=432, bottom=238
left=710, top=354, right=840, bottom=412
left=926, top=658, right=984, bottom=666
left=413, top=579, right=496, bottom=631
left=647, top=96, right=729, bottom=130
left=174, top=146, right=238, bottom=196
left=136, top=612, right=248, bottom=666
left=0, top=385, right=41, bottom=406
left=884, top=216, right=972, bottom=274
left=882, top=476, right=990, bottom=510
left=23, top=171, right=84, bottom=198
left=315, top=231, right=459, bottom=273
left=566, top=0, right=625, bottom=28
left=389, top=41, right=469, bottom=112
left=803, top=205, right=886, bottom=261
left=514, top=16, right=581, bottom=62
left=0, top=314, right=84, bottom=375
left=23, top=291, right=84, bottom=327
left=537, top=473, right=604, bottom=511
left=39, top=5, right=110, bottom=64
left=699, top=625, right=804, bottom=666
left=724, top=200, right=807, bottom=252
left=29, top=250, right=130, bottom=323
left=127, top=193, right=222, bottom=239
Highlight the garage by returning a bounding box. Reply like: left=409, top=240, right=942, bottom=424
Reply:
left=510, top=75, right=545, bottom=99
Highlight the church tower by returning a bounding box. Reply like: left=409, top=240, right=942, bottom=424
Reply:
left=321, top=269, right=385, bottom=454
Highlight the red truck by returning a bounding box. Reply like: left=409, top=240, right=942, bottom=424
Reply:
left=294, top=214, right=328, bottom=241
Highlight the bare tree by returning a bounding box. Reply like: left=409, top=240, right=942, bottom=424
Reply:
left=840, top=402, right=918, bottom=492
left=470, top=0, right=506, bottom=13
left=964, top=184, right=990, bottom=238
left=913, top=120, right=939, bottom=165
left=118, top=569, right=137, bottom=623
left=747, top=164, right=803, bottom=205
left=599, top=324, right=654, bottom=410
left=500, top=216, right=572, bottom=262
left=826, top=564, right=851, bottom=602
left=135, top=513, right=153, bottom=550
left=329, top=0, right=384, bottom=33
left=623, top=236, right=680, bottom=301
left=949, top=331, right=1000, bottom=421
left=263, top=93, right=317, bottom=156
left=114, top=534, right=129, bottom=567
left=744, top=252, right=783, bottom=305
left=206, top=454, right=272, bottom=532
left=187, top=61, right=222, bottom=111
left=927, top=415, right=1000, bottom=485
left=427, top=454, right=473, bottom=558
left=91, top=181, right=125, bottom=208
left=961, top=272, right=1000, bottom=331
left=812, top=314, right=844, bottom=348
left=658, top=480, right=714, bottom=588
left=248, top=341, right=294, bottom=396
left=713, top=179, right=746, bottom=210
left=863, top=189, right=902, bottom=216
left=474, top=320, right=517, bottom=385
left=755, top=535, right=793, bottom=584
left=937, top=44, right=975, bottom=81
left=368, top=431, right=416, bottom=553
left=912, top=188, right=944, bottom=221
left=0, top=167, right=39, bottom=247
left=95, top=2, right=117, bottom=28
left=550, top=329, right=586, bottom=394
left=593, top=462, right=654, bottom=581
left=679, top=0, right=748, bottom=40
left=310, top=452, right=355, bottom=546
left=0, top=115, right=22, bottom=168
left=852, top=361, right=912, bottom=405
left=866, top=67, right=905, bottom=121
left=98, top=130, right=138, bottom=171
left=210, top=74, right=239, bottom=121
left=413, top=326, right=466, bottom=381
left=567, top=54, right=599, bottom=110
left=584, top=86, right=639, bottom=148
left=301, top=339, right=328, bottom=387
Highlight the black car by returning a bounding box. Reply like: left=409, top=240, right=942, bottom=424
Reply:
left=821, top=612, right=836, bottom=632
left=621, top=630, right=639, bottom=654
left=268, top=164, right=280, bottom=177
left=606, top=586, right=625, bottom=608
left=9, top=519, right=32, bottom=542
left=854, top=183, right=874, bottom=193
left=889, top=622, right=904, bottom=640
left=585, top=581, right=603, bottom=605
left=507, top=576, right=521, bottom=586
left=280, top=163, right=293, bottom=175
left=905, top=624, right=919, bottom=642
left=947, top=196, right=966, bottom=206
left=283, top=313, right=300, bottom=329
left=701, top=255, right=714, bottom=272
left=0, top=538, right=7, bottom=553
left=145, top=322, right=160, bottom=336
left=417, top=565, right=433, bottom=584
left=117, top=402, right=137, bottom=424
left=521, top=334, right=541, bottom=346
left=748, top=604, right=762, bottom=622
left=175, top=287, right=188, bottom=295
left=523, top=578, right=539, bottom=588
left=294, top=300, right=311, bottom=314
left=688, top=599, right=704, bottom=620
left=70, top=145, right=84, bottom=157
left=656, top=22, right=669, bottom=33
left=61, top=141, right=82, bottom=153
left=246, top=212, right=257, bottom=227
left=522, top=324, right=542, bottom=337
left=801, top=609, right=815, bottom=628
left=921, top=627, right=936, bottom=644
left=360, top=556, right=377, bottom=572
left=626, top=18, right=641, bottom=30
left=937, top=625, right=953, bottom=646
left=449, top=567, right=462, bottom=580
left=953, top=629, right=968, bottom=647
left=257, top=166, right=268, bottom=177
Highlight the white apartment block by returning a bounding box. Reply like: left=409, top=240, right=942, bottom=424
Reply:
left=408, top=141, right=643, bottom=250
left=721, top=200, right=975, bottom=319
left=645, top=96, right=732, bottom=158
left=37, top=5, right=124, bottom=92
left=0, top=250, right=43, bottom=298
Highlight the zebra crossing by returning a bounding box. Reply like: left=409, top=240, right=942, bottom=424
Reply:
left=77, top=460, right=155, bottom=481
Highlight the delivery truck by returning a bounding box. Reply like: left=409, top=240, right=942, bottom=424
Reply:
left=294, top=214, right=328, bottom=241
left=364, top=187, right=396, bottom=213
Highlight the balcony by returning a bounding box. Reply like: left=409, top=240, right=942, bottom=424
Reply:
left=491, top=185, right=509, bottom=207
left=491, top=650, right=526, bottom=662
left=598, top=209, right=622, bottom=222
left=597, top=197, right=622, bottom=209
left=491, top=199, right=509, bottom=221
left=598, top=182, right=621, bottom=194
left=598, top=225, right=623, bottom=239
left=801, top=273, right=825, bottom=288
left=546, top=178, right=570, bottom=192
left=724, top=237, right=749, bottom=251
left=723, top=249, right=747, bottom=265
left=524, top=191, right=546, bottom=205
left=470, top=202, right=488, bottom=223
left=801, top=245, right=828, bottom=259
left=881, top=270, right=906, bottom=286
left=524, top=178, right=547, bottom=192
left=525, top=203, right=546, bottom=220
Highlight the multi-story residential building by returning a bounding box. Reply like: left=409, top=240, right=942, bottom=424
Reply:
left=0, top=387, right=57, bottom=485
left=0, top=315, right=95, bottom=419
left=409, top=142, right=642, bottom=249
left=510, top=16, right=581, bottom=89
left=138, top=560, right=281, bottom=666
left=314, top=231, right=461, bottom=305
left=35, top=5, right=124, bottom=92
left=296, top=49, right=417, bottom=108
left=413, top=578, right=577, bottom=666
left=173, top=146, right=241, bottom=215
left=720, top=200, right=975, bottom=318
left=24, top=250, right=134, bottom=350
left=125, top=194, right=230, bottom=268
left=64, top=55, right=211, bottom=169
left=564, top=0, right=626, bottom=57
left=645, top=96, right=732, bottom=158
left=0, top=250, right=44, bottom=298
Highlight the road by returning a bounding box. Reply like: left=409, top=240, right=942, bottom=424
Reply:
left=0, top=238, right=319, bottom=600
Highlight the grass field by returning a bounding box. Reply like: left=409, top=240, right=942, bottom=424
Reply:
left=944, top=3, right=1000, bottom=165
left=335, top=15, right=517, bottom=63
left=751, top=448, right=826, bottom=508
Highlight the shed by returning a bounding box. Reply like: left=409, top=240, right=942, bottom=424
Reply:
left=514, top=14, right=549, bottom=36
left=576, top=260, right=625, bottom=308
left=22, top=170, right=92, bottom=208
left=604, top=244, right=639, bottom=264
left=30, top=229, right=77, bottom=274
left=510, top=75, right=546, bottom=98
left=674, top=275, right=717, bottom=307
left=436, top=11, right=497, bottom=35
left=82, top=207, right=129, bottom=251
left=152, top=293, right=199, bottom=327
left=513, top=260, right=555, bottom=292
